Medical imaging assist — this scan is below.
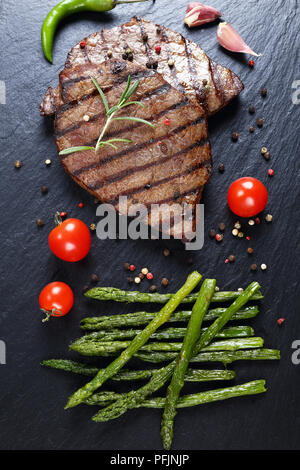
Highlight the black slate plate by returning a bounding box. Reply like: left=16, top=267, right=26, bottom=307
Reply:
left=0, top=0, right=300, bottom=450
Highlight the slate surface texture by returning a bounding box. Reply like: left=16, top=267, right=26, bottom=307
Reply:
left=0, top=0, right=299, bottom=450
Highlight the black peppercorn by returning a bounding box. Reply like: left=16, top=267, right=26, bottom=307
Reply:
left=163, top=248, right=170, bottom=257
left=36, top=219, right=44, bottom=227
left=257, top=118, right=263, bottom=127
left=249, top=126, right=255, bottom=133
left=91, top=274, right=99, bottom=283
left=209, top=229, right=216, bottom=239
left=161, top=277, right=169, bottom=287
left=261, top=88, right=267, bottom=97
left=127, top=277, right=134, bottom=284
left=250, top=263, right=258, bottom=271
left=231, top=131, right=239, bottom=141
left=82, top=285, right=89, bottom=293
left=248, top=105, right=255, bottom=114
left=264, top=151, right=271, bottom=160
left=218, top=163, right=225, bottom=173
left=41, top=185, right=48, bottom=194
left=247, top=247, right=254, bottom=254
left=218, top=222, right=226, bottom=232
left=150, top=284, right=157, bottom=292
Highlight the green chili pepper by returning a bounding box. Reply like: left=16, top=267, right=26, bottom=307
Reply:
left=42, top=0, right=151, bottom=63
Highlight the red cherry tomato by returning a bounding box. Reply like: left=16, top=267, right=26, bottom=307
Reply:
left=39, top=282, right=74, bottom=322
left=49, top=218, right=91, bottom=262
left=227, top=177, right=268, bottom=218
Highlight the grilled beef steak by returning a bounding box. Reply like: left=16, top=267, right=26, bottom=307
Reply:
left=40, top=16, right=244, bottom=117
left=54, top=60, right=211, bottom=238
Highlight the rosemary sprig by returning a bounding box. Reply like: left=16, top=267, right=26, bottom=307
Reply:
left=59, top=75, right=154, bottom=156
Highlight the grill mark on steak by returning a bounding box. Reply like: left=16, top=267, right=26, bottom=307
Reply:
left=208, top=58, right=224, bottom=105
left=55, top=82, right=172, bottom=138
left=117, top=186, right=203, bottom=209
left=56, top=68, right=156, bottom=118
left=100, top=29, right=108, bottom=60
left=107, top=162, right=207, bottom=204
left=88, top=138, right=209, bottom=190
left=183, top=38, right=207, bottom=114
left=69, top=116, right=205, bottom=177
left=160, top=27, right=185, bottom=94
left=136, top=16, right=154, bottom=66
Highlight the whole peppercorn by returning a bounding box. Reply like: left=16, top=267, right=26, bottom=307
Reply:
left=260, top=263, right=267, bottom=271
left=78, top=202, right=84, bottom=208
left=231, top=131, right=239, bottom=141
left=238, top=232, right=244, bottom=238
left=218, top=222, right=226, bottom=232
left=263, top=151, right=271, bottom=160
left=250, top=263, right=258, bottom=271
left=134, top=277, right=141, bottom=284
left=248, top=219, right=255, bottom=226
left=36, top=219, right=44, bottom=227
left=215, top=233, right=223, bottom=242
left=124, top=262, right=130, bottom=271
left=90, top=223, right=96, bottom=231
left=268, top=168, right=274, bottom=176
left=107, top=50, right=112, bottom=58
left=249, top=60, right=255, bottom=67
left=14, top=160, right=22, bottom=169
left=161, top=277, right=169, bottom=287
left=232, top=228, right=239, bottom=236
left=277, top=318, right=285, bottom=326
left=150, top=285, right=157, bottom=292
left=41, top=185, right=48, bottom=194
left=127, top=277, right=134, bottom=284
left=82, top=285, right=89, bottom=293
left=146, top=272, right=154, bottom=280
left=261, top=88, right=267, bottom=97
left=155, top=45, right=161, bottom=54
left=265, top=214, right=273, bottom=222
left=248, top=106, right=255, bottom=114
left=249, top=126, right=255, bottom=133
left=234, top=221, right=241, bottom=230
left=127, top=53, right=134, bottom=62
left=261, top=147, right=268, bottom=155
left=247, top=247, right=254, bottom=254
left=228, top=255, right=235, bottom=263
left=138, top=273, right=145, bottom=280
left=129, top=264, right=135, bottom=271
left=141, top=267, right=149, bottom=275
left=45, top=159, right=51, bottom=166
left=209, top=229, right=216, bottom=239
left=168, top=59, right=174, bottom=67
left=257, top=118, right=263, bottom=127
left=255, top=217, right=261, bottom=224
left=163, top=248, right=171, bottom=257
left=91, top=274, right=99, bottom=283
left=218, top=163, right=225, bottom=173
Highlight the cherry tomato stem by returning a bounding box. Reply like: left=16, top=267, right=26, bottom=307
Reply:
left=39, top=282, right=74, bottom=322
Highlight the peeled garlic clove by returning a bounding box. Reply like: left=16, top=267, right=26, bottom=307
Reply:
left=216, top=22, right=260, bottom=56
left=184, top=3, right=222, bottom=27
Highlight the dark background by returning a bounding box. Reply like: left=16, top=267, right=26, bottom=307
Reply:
left=0, top=0, right=299, bottom=451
